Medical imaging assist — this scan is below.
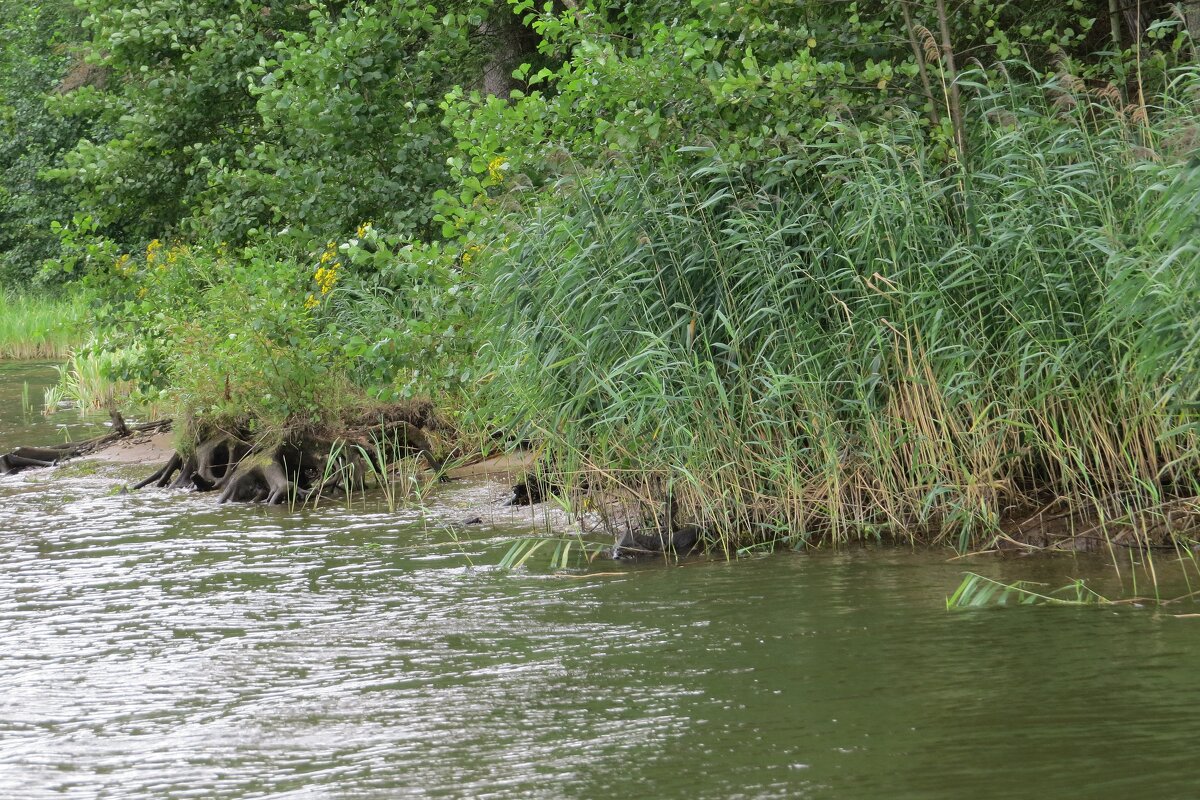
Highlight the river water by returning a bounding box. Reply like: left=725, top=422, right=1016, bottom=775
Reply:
left=2, top=362, right=1198, bottom=799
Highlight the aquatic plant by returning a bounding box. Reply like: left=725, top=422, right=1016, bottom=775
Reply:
left=946, top=573, right=1113, bottom=608
left=484, top=64, right=1200, bottom=556
left=946, top=571, right=1200, bottom=609
left=498, top=536, right=609, bottom=572
left=54, top=348, right=131, bottom=411
left=353, top=424, right=443, bottom=513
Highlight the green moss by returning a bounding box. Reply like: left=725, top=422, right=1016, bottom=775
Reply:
left=51, top=458, right=101, bottom=478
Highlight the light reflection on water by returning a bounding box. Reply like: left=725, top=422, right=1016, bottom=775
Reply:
left=2, top=362, right=1198, bottom=799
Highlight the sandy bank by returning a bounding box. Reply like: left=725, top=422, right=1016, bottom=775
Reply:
left=86, top=430, right=177, bottom=465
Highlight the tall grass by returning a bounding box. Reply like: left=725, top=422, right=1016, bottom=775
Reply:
left=484, top=64, right=1200, bottom=556
left=0, top=292, right=88, bottom=359
left=52, top=348, right=138, bottom=412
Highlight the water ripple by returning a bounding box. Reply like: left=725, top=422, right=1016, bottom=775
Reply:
left=1, top=363, right=1198, bottom=798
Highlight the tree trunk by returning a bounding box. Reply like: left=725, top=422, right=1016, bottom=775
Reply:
left=901, top=1, right=942, bottom=127
left=1184, top=0, right=1200, bottom=42
left=478, top=12, right=538, bottom=98
left=934, top=0, right=967, bottom=164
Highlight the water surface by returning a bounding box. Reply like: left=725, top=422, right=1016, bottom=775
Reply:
left=2, top=362, right=1197, bottom=799
left=0, top=361, right=110, bottom=448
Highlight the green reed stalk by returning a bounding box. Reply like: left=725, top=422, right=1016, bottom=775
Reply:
left=0, top=291, right=88, bottom=360
left=481, top=64, right=1200, bottom=561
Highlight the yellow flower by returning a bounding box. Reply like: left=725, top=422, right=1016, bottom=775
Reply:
left=146, top=239, right=163, bottom=265
left=487, top=156, right=508, bottom=183
left=318, top=240, right=339, bottom=265
left=304, top=293, right=319, bottom=310
left=356, top=221, right=372, bottom=238
left=114, top=254, right=133, bottom=276
left=313, top=240, right=342, bottom=294
left=461, top=244, right=482, bottom=267
left=313, top=260, right=340, bottom=295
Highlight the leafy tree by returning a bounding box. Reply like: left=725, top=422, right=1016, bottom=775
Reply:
left=57, top=0, right=525, bottom=247
left=0, top=0, right=95, bottom=286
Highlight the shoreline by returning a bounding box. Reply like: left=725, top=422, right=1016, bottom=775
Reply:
left=4, top=426, right=1196, bottom=558
left=5, top=433, right=582, bottom=538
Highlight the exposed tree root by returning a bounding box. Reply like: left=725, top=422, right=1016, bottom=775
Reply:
left=0, top=412, right=172, bottom=476
left=132, top=452, right=182, bottom=490
left=216, top=458, right=293, bottom=504
left=131, top=413, right=446, bottom=506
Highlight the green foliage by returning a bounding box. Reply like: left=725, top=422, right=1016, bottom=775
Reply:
left=58, top=0, right=514, bottom=245
left=62, top=219, right=484, bottom=428
left=0, top=0, right=95, bottom=286
left=167, top=245, right=348, bottom=422
left=239, top=1, right=495, bottom=240
left=9, top=0, right=1200, bottom=566
left=83, top=236, right=354, bottom=422
left=336, top=226, right=482, bottom=402
left=442, top=0, right=1179, bottom=219
left=53, top=0, right=319, bottom=242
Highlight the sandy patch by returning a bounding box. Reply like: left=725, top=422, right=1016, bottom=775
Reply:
left=446, top=451, right=534, bottom=481
left=87, top=430, right=176, bottom=465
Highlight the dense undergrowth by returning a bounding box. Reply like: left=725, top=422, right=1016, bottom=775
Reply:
left=3, top=0, right=1200, bottom=558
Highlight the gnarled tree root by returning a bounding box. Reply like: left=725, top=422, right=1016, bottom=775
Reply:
left=133, top=418, right=445, bottom=505
left=215, top=459, right=295, bottom=504
left=132, top=452, right=183, bottom=490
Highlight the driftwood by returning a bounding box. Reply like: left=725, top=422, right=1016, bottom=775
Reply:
left=0, top=411, right=172, bottom=476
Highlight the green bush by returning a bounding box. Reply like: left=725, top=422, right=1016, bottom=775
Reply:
left=56, top=0, right=516, bottom=247
left=59, top=218, right=486, bottom=432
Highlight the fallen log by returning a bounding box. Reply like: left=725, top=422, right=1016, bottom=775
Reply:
left=0, top=415, right=172, bottom=476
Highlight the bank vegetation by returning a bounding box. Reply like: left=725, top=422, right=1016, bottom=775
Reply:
left=3, top=0, right=1200, bottom=560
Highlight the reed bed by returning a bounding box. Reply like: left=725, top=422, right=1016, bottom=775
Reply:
left=0, top=291, right=88, bottom=360
left=49, top=348, right=140, bottom=412
left=485, top=67, right=1200, bottom=555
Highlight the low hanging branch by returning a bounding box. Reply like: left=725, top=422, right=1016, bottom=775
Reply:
left=0, top=411, right=172, bottom=476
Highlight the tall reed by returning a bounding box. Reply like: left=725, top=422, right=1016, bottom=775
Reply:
left=483, top=65, right=1200, bottom=555
left=0, top=291, right=88, bottom=359
left=53, top=348, right=137, bottom=412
